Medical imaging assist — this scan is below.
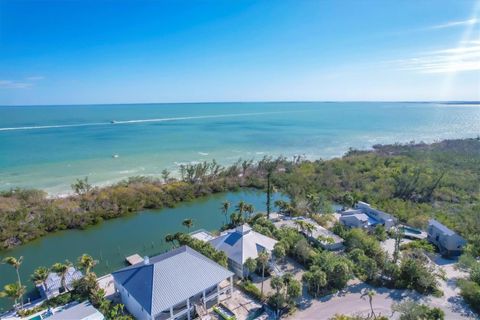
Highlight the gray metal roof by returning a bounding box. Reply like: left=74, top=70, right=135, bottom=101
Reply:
left=341, top=213, right=369, bottom=222
left=209, top=224, right=277, bottom=265
left=112, top=246, right=233, bottom=316
left=48, top=301, right=104, bottom=320
left=428, top=219, right=456, bottom=236
left=44, top=267, right=83, bottom=293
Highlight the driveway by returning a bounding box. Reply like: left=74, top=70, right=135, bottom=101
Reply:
left=290, top=281, right=475, bottom=320
left=288, top=254, right=476, bottom=320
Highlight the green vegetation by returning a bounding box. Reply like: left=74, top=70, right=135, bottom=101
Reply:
left=2, top=138, right=479, bottom=250
left=457, top=242, right=480, bottom=314
left=238, top=280, right=262, bottom=300
left=4, top=253, right=132, bottom=319
left=0, top=160, right=270, bottom=249
left=392, top=299, right=445, bottom=320
left=174, top=233, right=228, bottom=267
left=268, top=273, right=301, bottom=317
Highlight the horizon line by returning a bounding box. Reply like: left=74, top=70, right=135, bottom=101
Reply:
left=1, top=100, right=479, bottom=107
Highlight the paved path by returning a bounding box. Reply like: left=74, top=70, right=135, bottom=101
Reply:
left=290, top=282, right=475, bottom=320
left=288, top=255, right=477, bottom=320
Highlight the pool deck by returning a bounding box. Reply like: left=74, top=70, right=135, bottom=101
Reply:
left=400, top=225, right=428, bottom=240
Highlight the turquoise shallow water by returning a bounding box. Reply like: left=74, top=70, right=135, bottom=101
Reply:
left=1, top=102, right=479, bottom=194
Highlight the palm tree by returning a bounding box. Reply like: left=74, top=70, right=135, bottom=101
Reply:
left=244, top=204, right=255, bottom=220
left=236, top=201, right=247, bottom=219
left=270, top=276, right=284, bottom=295
left=51, top=261, right=72, bottom=292
left=3, top=256, right=23, bottom=287
left=264, top=161, right=278, bottom=219
left=257, top=251, right=270, bottom=298
left=182, top=218, right=194, bottom=232
left=244, top=258, right=257, bottom=277
left=77, top=254, right=97, bottom=274
left=0, top=283, right=26, bottom=311
left=221, top=200, right=230, bottom=225
left=303, top=222, right=316, bottom=238
left=165, top=234, right=175, bottom=248
left=230, top=212, right=243, bottom=227
left=293, top=220, right=306, bottom=233
left=31, top=266, right=49, bottom=291
left=361, top=288, right=376, bottom=319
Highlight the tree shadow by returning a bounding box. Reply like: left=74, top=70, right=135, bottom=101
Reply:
left=448, top=295, right=477, bottom=318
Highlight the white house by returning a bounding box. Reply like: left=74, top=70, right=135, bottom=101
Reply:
left=209, top=224, right=277, bottom=277
left=340, top=202, right=396, bottom=229
left=427, top=219, right=466, bottom=256
left=355, top=201, right=396, bottom=228
left=112, top=246, right=234, bottom=320
left=339, top=210, right=370, bottom=229
left=37, top=267, right=83, bottom=299
left=48, top=301, right=104, bottom=320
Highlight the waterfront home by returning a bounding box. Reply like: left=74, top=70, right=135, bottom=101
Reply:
left=274, top=217, right=344, bottom=251
left=355, top=201, right=396, bottom=228
left=427, top=219, right=466, bottom=256
left=209, top=224, right=277, bottom=277
left=339, top=202, right=396, bottom=229
left=37, top=267, right=83, bottom=299
left=48, top=301, right=104, bottom=320
left=112, top=246, right=234, bottom=320
left=339, top=210, right=370, bottom=229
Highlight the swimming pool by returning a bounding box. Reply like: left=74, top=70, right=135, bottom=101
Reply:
left=400, top=226, right=422, bottom=235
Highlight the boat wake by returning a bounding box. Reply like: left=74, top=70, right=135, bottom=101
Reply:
left=0, top=111, right=298, bottom=132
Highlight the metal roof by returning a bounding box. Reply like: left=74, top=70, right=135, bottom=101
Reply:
left=48, top=301, right=104, bottom=320
left=209, top=224, right=277, bottom=265
left=112, top=246, right=233, bottom=316
left=341, top=213, right=369, bottom=222
left=428, top=219, right=456, bottom=236
left=44, top=267, right=83, bottom=293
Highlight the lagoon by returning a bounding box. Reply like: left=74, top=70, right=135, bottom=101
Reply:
left=0, top=189, right=285, bottom=312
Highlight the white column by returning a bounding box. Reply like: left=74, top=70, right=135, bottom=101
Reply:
left=229, top=276, right=234, bottom=297
left=170, top=306, right=173, bottom=319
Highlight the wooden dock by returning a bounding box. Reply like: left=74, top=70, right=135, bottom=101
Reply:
left=125, top=254, right=144, bottom=265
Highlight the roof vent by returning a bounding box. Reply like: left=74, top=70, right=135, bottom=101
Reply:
left=143, top=256, right=150, bottom=265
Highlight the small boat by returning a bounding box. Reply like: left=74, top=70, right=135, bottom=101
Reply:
left=112, top=154, right=119, bottom=158
left=110, top=120, right=117, bottom=124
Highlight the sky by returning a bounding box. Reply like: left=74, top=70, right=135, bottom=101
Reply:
left=0, top=0, right=479, bottom=105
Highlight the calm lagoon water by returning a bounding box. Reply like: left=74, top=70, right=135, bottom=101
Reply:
left=1, top=102, right=479, bottom=194
left=0, top=189, right=285, bottom=312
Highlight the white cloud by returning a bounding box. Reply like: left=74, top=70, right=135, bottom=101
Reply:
left=0, top=80, right=32, bottom=89
left=428, top=18, right=479, bottom=30
left=0, top=76, right=45, bottom=89
left=393, top=41, right=480, bottom=74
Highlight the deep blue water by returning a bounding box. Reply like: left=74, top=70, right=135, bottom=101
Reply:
left=1, top=102, right=479, bottom=194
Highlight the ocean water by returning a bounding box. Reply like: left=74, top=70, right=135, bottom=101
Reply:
left=1, top=102, right=479, bottom=194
